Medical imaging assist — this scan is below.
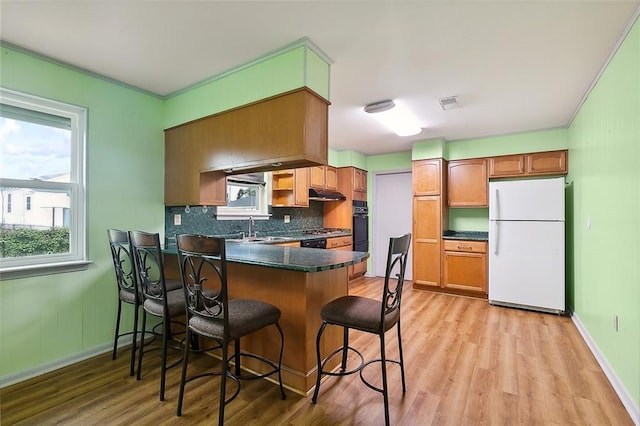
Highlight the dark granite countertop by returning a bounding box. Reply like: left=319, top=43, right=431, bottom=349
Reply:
left=163, top=241, right=368, bottom=273
left=442, top=230, right=488, bottom=241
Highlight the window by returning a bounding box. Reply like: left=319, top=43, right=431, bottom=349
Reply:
left=216, top=173, right=269, bottom=219
left=0, top=88, right=87, bottom=278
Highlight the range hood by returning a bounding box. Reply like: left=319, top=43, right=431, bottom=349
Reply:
left=308, top=188, right=347, bottom=201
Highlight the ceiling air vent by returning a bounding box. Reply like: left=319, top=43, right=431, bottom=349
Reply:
left=438, top=96, right=460, bottom=111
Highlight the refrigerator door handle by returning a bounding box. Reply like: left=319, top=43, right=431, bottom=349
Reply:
left=494, top=188, right=500, bottom=220
left=492, top=220, right=499, bottom=255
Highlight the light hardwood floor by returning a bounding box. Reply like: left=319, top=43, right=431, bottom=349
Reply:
left=1, top=277, right=633, bottom=425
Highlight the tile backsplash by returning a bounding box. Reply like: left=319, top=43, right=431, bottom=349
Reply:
left=165, top=203, right=324, bottom=239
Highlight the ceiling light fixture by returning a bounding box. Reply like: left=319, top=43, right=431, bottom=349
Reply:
left=364, top=100, right=422, bottom=137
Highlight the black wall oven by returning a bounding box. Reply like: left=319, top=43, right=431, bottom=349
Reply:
left=352, top=200, right=369, bottom=252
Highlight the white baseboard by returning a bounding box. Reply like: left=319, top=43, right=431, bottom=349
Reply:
left=572, top=312, right=639, bottom=425
left=0, top=337, right=132, bottom=389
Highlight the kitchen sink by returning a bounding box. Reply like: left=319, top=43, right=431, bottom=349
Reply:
left=227, top=236, right=293, bottom=243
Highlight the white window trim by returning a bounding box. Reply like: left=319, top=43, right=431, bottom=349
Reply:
left=216, top=177, right=271, bottom=220
left=0, top=88, right=88, bottom=279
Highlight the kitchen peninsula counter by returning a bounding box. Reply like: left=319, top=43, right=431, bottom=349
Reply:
left=163, top=243, right=369, bottom=395
left=164, top=240, right=366, bottom=272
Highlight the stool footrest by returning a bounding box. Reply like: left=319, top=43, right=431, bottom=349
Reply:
left=359, top=358, right=402, bottom=394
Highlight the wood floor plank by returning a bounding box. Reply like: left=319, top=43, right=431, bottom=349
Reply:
left=0, top=277, right=633, bottom=425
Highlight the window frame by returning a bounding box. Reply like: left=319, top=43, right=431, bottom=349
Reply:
left=216, top=174, right=270, bottom=220
left=0, top=88, right=89, bottom=279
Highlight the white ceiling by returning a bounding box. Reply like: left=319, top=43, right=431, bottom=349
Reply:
left=1, top=1, right=638, bottom=156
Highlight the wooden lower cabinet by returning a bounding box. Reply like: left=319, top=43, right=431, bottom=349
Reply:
left=413, top=241, right=441, bottom=288
left=442, top=240, right=487, bottom=295
left=412, top=195, right=444, bottom=289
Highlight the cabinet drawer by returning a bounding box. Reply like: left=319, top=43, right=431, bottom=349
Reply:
left=327, top=236, right=352, bottom=249
left=443, top=240, right=486, bottom=253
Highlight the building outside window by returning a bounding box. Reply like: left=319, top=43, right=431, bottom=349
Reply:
left=217, top=172, right=269, bottom=219
left=0, top=88, right=87, bottom=277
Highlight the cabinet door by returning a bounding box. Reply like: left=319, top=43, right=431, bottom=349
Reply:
left=488, top=154, right=525, bottom=178
left=353, top=168, right=367, bottom=192
left=447, top=159, right=488, bottom=207
left=412, top=159, right=442, bottom=196
left=349, top=259, right=367, bottom=279
left=272, top=169, right=308, bottom=207
left=165, top=122, right=226, bottom=206
left=526, top=150, right=567, bottom=175
left=442, top=251, right=487, bottom=293
left=412, top=196, right=441, bottom=287
left=325, top=166, right=338, bottom=190
left=309, top=166, right=325, bottom=189
left=294, top=167, right=310, bottom=207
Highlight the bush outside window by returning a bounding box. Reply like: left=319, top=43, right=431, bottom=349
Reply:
left=0, top=88, right=88, bottom=278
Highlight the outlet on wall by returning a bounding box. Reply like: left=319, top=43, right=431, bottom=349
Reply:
left=174, top=214, right=181, bottom=226
left=284, top=215, right=290, bottom=224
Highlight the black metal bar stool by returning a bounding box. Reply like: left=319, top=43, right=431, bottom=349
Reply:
left=312, top=233, right=411, bottom=426
left=129, top=230, right=185, bottom=401
left=175, top=233, right=285, bottom=426
left=107, top=229, right=142, bottom=377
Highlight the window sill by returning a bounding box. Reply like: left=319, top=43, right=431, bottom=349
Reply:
left=0, top=260, right=93, bottom=281
left=215, top=212, right=271, bottom=221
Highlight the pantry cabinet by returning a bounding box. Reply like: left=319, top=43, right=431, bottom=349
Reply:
left=412, top=159, right=443, bottom=196
left=447, top=159, right=488, bottom=207
left=412, top=196, right=444, bottom=288
left=442, top=240, right=487, bottom=294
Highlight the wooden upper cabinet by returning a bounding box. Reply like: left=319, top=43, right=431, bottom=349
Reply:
left=447, top=159, right=488, bottom=207
left=353, top=168, right=367, bottom=192
left=527, top=150, right=567, bottom=175
left=272, top=169, right=309, bottom=207
left=489, top=150, right=567, bottom=178
left=167, top=87, right=329, bottom=174
left=309, top=165, right=338, bottom=190
left=165, top=121, right=226, bottom=206
left=488, top=154, right=525, bottom=177
left=309, top=166, right=325, bottom=189
left=413, top=159, right=443, bottom=196
left=325, top=166, right=338, bottom=190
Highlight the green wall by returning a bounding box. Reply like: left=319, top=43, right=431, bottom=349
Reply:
left=567, top=17, right=639, bottom=408
left=164, top=39, right=331, bottom=128
left=0, top=45, right=165, bottom=381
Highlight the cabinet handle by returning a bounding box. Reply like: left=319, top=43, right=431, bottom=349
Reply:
left=458, top=245, right=473, bottom=250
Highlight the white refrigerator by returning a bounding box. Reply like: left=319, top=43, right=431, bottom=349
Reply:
left=488, top=177, right=565, bottom=314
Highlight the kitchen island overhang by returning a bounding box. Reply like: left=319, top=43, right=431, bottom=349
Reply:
left=163, top=242, right=369, bottom=395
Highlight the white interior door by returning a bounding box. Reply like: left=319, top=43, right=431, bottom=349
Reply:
left=373, top=171, right=413, bottom=279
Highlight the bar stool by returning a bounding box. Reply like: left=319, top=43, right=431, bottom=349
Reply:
left=312, top=233, right=411, bottom=426
left=107, top=229, right=141, bottom=376
left=175, top=233, right=285, bottom=426
left=129, top=230, right=185, bottom=401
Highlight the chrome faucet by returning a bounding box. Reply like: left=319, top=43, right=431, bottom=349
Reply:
left=248, top=216, right=255, bottom=237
